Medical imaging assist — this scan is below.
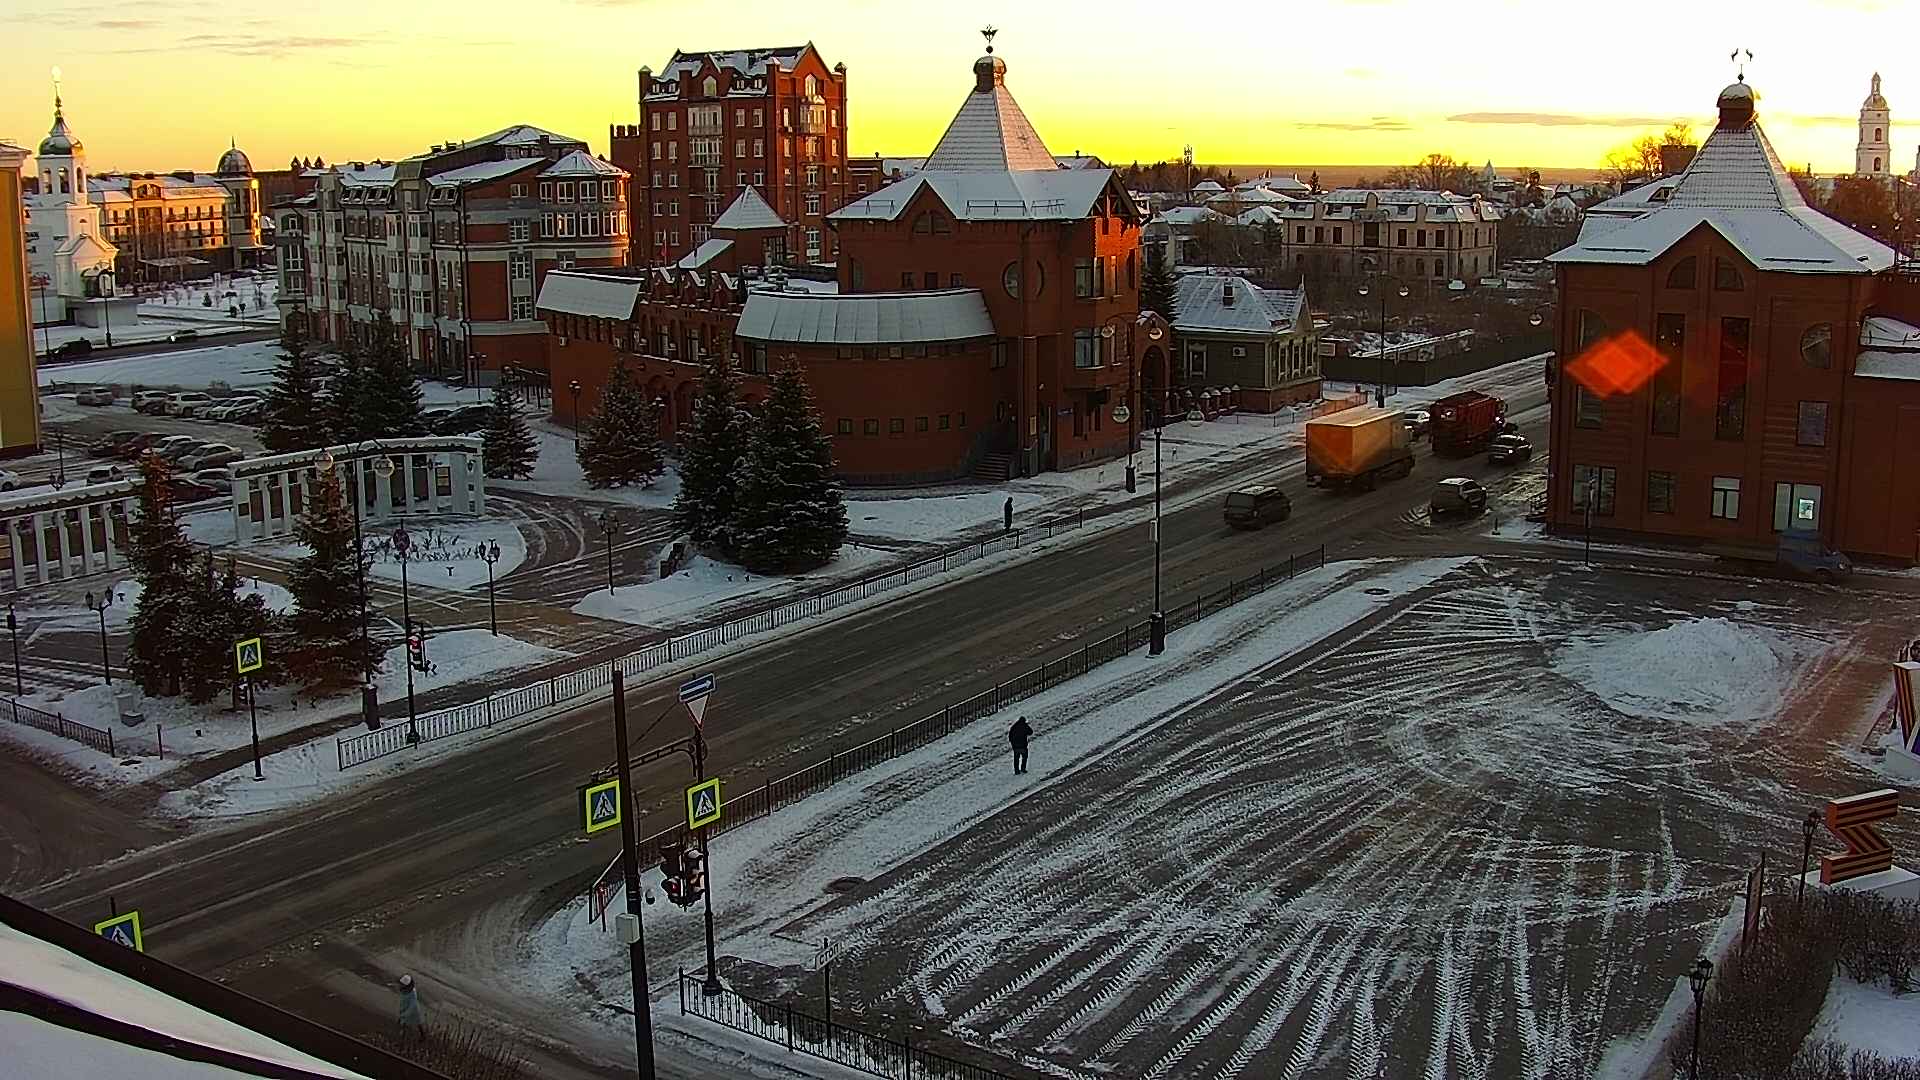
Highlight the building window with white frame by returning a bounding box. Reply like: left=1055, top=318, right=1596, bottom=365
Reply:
left=558, top=250, right=576, bottom=269
left=806, top=227, right=821, bottom=259
left=805, top=192, right=822, bottom=215
left=508, top=249, right=531, bottom=281
left=556, top=181, right=574, bottom=203
left=1711, top=476, right=1741, bottom=520
left=510, top=295, right=534, bottom=320
left=509, top=219, right=531, bottom=242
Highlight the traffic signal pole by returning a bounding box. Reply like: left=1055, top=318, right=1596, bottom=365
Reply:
left=694, top=728, right=721, bottom=997
left=610, top=672, right=658, bottom=1080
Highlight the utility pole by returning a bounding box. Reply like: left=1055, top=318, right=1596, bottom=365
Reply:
left=610, top=671, right=658, bottom=1080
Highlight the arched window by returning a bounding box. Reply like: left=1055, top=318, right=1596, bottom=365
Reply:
left=1874, top=157, right=1883, bottom=172
left=1875, top=128, right=1883, bottom=141
left=1001, top=261, right=1021, bottom=298
left=1713, top=258, right=1744, bottom=291
left=804, top=75, right=817, bottom=97
left=75, top=168, right=84, bottom=191
left=702, top=76, right=717, bottom=98
left=1665, top=256, right=1697, bottom=289
left=1801, top=323, right=1832, bottom=369
left=59, top=169, right=70, bottom=195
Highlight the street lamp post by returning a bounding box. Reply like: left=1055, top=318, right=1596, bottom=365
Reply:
left=1584, top=475, right=1598, bottom=566
left=83, top=589, right=112, bottom=685
left=393, top=526, right=419, bottom=744
left=1688, top=957, right=1713, bottom=1078
left=479, top=540, right=501, bottom=636
left=599, top=510, right=619, bottom=595
left=51, top=430, right=67, bottom=490
left=316, top=445, right=393, bottom=729
left=1357, top=267, right=1409, bottom=409
left=1799, top=809, right=1821, bottom=904
left=569, top=380, right=584, bottom=447
left=6, top=602, right=21, bottom=696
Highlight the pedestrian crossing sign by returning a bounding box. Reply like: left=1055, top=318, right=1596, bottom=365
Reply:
left=95, top=911, right=144, bottom=952
left=234, top=637, right=263, bottom=676
left=581, top=778, right=622, bottom=835
left=686, top=777, right=722, bottom=831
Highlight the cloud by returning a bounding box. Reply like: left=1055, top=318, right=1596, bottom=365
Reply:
left=1297, top=116, right=1411, bottom=132
left=1446, top=112, right=1678, bottom=127
left=95, top=18, right=161, bottom=29
left=1781, top=114, right=1856, bottom=126
left=112, top=33, right=372, bottom=56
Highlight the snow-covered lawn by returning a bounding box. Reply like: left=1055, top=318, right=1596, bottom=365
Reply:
left=1806, top=974, right=1920, bottom=1064
left=489, top=419, right=683, bottom=510
left=31, top=317, right=259, bottom=352
left=36, top=340, right=283, bottom=392
left=572, top=547, right=890, bottom=628
left=256, top=515, right=526, bottom=593
left=373, top=628, right=561, bottom=698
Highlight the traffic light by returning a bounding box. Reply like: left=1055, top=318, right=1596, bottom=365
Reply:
left=406, top=629, right=424, bottom=670
left=658, top=841, right=687, bottom=905
left=681, top=844, right=706, bottom=906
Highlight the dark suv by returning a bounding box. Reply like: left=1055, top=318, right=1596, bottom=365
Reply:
left=1488, top=433, right=1533, bottom=464
left=1224, top=486, right=1292, bottom=529
left=1430, top=477, right=1488, bottom=517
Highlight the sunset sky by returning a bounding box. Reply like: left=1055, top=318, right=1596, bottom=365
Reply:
left=4, top=0, right=1913, bottom=178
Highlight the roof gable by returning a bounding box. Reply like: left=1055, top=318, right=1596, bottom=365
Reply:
left=922, top=55, right=1056, bottom=171
left=713, top=186, right=787, bottom=231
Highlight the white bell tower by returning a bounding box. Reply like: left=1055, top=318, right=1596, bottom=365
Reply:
left=1856, top=73, right=1891, bottom=178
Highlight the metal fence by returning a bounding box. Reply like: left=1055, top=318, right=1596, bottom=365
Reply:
left=586, top=545, right=1329, bottom=920
left=680, top=970, right=1016, bottom=1080
left=6, top=697, right=116, bottom=756
left=337, top=513, right=1091, bottom=770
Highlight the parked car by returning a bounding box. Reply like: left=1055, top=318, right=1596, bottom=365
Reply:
left=115, top=433, right=171, bottom=460
left=97, top=430, right=142, bottom=453
left=132, top=390, right=173, bottom=414
left=51, top=339, right=93, bottom=358
left=1430, top=477, right=1489, bottom=518
left=1402, top=409, right=1431, bottom=435
left=190, top=468, right=234, bottom=491
left=1487, top=433, right=1533, bottom=465
left=420, top=407, right=454, bottom=431
left=1223, top=486, right=1293, bottom=530
left=166, top=392, right=213, bottom=416
left=205, top=397, right=263, bottom=422
left=434, top=405, right=492, bottom=434
left=154, top=436, right=208, bottom=461
left=74, top=385, right=115, bottom=406
left=178, top=444, right=242, bottom=471
left=84, top=464, right=126, bottom=485
left=167, top=478, right=222, bottom=503
left=165, top=329, right=200, bottom=343
left=0, top=468, right=19, bottom=492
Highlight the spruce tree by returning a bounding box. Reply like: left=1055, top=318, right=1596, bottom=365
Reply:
left=259, top=316, right=333, bottom=452
left=326, top=342, right=373, bottom=444
left=481, top=382, right=538, bottom=480
left=358, top=310, right=428, bottom=437
left=177, top=558, right=274, bottom=705
left=672, top=358, right=749, bottom=549
left=124, top=454, right=200, bottom=697
left=578, top=360, right=664, bottom=488
left=730, top=365, right=848, bottom=574
left=1141, top=246, right=1179, bottom=323
left=285, top=465, right=380, bottom=690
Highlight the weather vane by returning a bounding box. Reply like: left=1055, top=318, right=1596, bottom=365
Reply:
left=982, top=25, right=998, bottom=54
left=51, top=65, right=63, bottom=105
left=1729, top=47, right=1753, bottom=81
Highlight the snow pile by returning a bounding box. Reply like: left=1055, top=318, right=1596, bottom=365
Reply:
left=1806, top=974, right=1920, bottom=1064
left=572, top=547, right=888, bottom=628
left=1553, top=617, right=1787, bottom=725
left=374, top=628, right=563, bottom=696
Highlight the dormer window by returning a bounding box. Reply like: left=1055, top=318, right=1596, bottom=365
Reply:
left=702, top=76, right=717, bottom=98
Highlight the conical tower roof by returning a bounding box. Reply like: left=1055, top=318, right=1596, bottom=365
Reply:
left=922, top=46, right=1056, bottom=172
left=39, top=95, right=81, bottom=157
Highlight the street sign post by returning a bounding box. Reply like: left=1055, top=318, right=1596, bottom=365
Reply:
left=234, top=637, right=265, bottom=781
left=678, top=673, right=714, bottom=729
left=95, top=911, right=144, bottom=952
left=686, top=777, right=722, bottom=831
left=582, top=778, right=623, bottom=835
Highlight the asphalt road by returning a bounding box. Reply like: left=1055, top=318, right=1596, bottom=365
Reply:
left=18, top=383, right=1562, bottom=1075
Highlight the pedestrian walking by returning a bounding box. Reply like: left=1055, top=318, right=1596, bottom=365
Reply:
left=1008, top=715, right=1032, bottom=774
left=396, top=973, right=425, bottom=1041
left=1003, top=496, right=1014, bottom=533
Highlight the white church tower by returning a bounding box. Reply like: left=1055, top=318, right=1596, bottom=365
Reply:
left=26, top=82, right=121, bottom=326
left=1856, top=72, right=1891, bottom=178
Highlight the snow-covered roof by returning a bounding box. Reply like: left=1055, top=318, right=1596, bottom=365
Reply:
left=425, top=158, right=542, bottom=187
left=1553, top=88, right=1894, bottom=275
left=658, top=46, right=810, bottom=80
left=831, top=168, right=1120, bottom=224
left=1156, top=205, right=1222, bottom=227
left=1207, top=187, right=1297, bottom=208
left=334, top=164, right=397, bottom=187
left=1173, top=274, right=1308, bottom=336
left=1239, top=176, right=1311, bottom=195
left=1854, top=349, right=1920, bottom=381
left=541, top=150, right=624, bottom=178
left=1235, top=206, right=1287, bottom=227
left=1055, top=153, right=1105, bottom=170
left=922, top=54, right=1057, bottom=172
left=713, top=186, right=786, bottom=231
left=736, top=289, right=993, bottom=344
left=464, top=124, right=579, bottom=149
left=1192, top=179, right=1226, bottom=194
left=87, top=175, right=232, bottom=201
left=677, top=238, right=735, bottom=270
left=1862, top=316, right=1920, bottom=349
left=534, top=271, right=642, bottom=319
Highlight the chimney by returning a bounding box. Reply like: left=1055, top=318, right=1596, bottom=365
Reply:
left=1222, top=281, right=1236, bottom=307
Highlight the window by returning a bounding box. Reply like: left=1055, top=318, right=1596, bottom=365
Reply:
left=1711, top=476, right=1741, bottom=520
left=949, top=274, right=963, bottom=288
left=901, top=272, right=914, bottom=289
left=990, top=340, right=1009, bottom=369
left=650, top=114, right=661, bottom=132
left=667, top=113, right=677, bottom=131
left=806, top=228, right=821, bottom=259
left=1571, top=465, right=1617, bottom=517
left=1573, top=383, right=1605, bottom=428
left=1647, top=471, right=1677, bottom=514
left=1333, top=227, right=1343, bottom=245
left=540, top=182, right=554, bottom=200
left=915, top=416, right=929, bottom=432
left=1773, top=482, right=1823, bottom=532
left=510, top=183, right=527, bottom=199
left=1186, top=346, right=1206, bottom=378
left=508, top=250, right=532, bottom=280
left=1713, top=258, right=1744, bottom=291
left=958, top=412, right=967, bottom=427
left=1801, top=323, right=1832, bottom=369
left=1716, top=317, right=1750, bottom=440
left=1415, top=229, right=1426, bottom=248
left=1297, top=226, right=1307, bottom=243
left=557, top=250, right=577, bottom=269
left=1797, top=401, right=1829, bottom=447
left=836, top=418, right=853, bottom=435
left=753, top=139, right=763, bottom=158
left=923, top=272, right=938, bottom=289
left=1314, top=226, right=1325, bottom=244
left=863, top=418, right=879, bottom=435
left=1651, top=313, right=1683, bottom=435
left=889, top=418, right=905, bottom=434
left=1396, top=228, right=1407, bottom=246
left=1002, top=262, right=1021, bottom=298
left=510, top=296, right=534, bottom=320
left=939, top=414, right=951, bottom=430
left=1074, top=328, right=1102, bottom=368
left=1665, top=257, right=1696, bottom=289
left=805, top=192, right=822, bottom=215
left=1074, top=258, right=1095, bottom=298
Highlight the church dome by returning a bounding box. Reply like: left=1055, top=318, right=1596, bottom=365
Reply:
left=1716, top=78, right=1756, bottom=129
left=973, top=52, right=1007, bottom=93
left=1863, top=73, right=1887, bottom=110
left=38, top=99, right=81, bottom=157
left=217, top=144, right=254, bottom=176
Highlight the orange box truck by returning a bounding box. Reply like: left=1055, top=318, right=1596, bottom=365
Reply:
left=1305, top=407, right=1415, bottom=490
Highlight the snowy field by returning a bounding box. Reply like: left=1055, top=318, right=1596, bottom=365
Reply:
left=37, top=340, right=283, bottom=392
left=527, top=554, right=1912, bottom=1078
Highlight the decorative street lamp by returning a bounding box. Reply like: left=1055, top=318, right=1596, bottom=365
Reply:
left=598, top=509, right=620, bottom=595
left=1128, top=405, right=1208, bottom=657
left=316, top=445, right=393, bottom=729
left=83, top=589, right=113, bottom=685
left=393, top=525, right=419, bottom=744
left=1799, top=809, right=1822, bottom=904
left=1357, top=264, right=1410, bottom=408
left=6, top=602, right=22, bottom=696
left=479, top=540, right=502, bottom=636
left=569, top=380, right=584, bottom=448
left=1688, top=957, right=1713, bottom=1078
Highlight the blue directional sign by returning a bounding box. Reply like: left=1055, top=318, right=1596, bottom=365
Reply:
left=581, top=778, right=622, bottom=835
left=95, top=911, right=144, bottom=952
left=678, top=673, right=715, bottom=728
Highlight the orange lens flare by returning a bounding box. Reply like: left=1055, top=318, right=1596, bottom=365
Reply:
left=1564, top=329, right=1667, bottom=397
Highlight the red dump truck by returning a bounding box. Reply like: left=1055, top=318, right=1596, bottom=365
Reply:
left=1305, top=407, right=1415, bottom=490
left=1429, top=391, right=1507, bottom=456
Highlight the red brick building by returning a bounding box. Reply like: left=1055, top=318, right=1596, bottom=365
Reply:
left=278, top=126, right=628, bottom=383
left=1547, top=78, right=1920, bottom=561
left=543, top=44, right=1166, bottom=485
left=611, top=45, right=849, bottom=268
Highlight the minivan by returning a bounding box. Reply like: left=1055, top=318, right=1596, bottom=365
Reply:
left=1224, top=486, right=1292, bottom=529
left=1430, top=477, right=1489, bottom=517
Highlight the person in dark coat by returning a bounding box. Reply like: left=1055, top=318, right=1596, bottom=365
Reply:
left=1003, top=497, right=1014, bottom=533
left=1008, top=716, right=1032, bottom=774
left=396, top=973, right=424, bottom=1040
